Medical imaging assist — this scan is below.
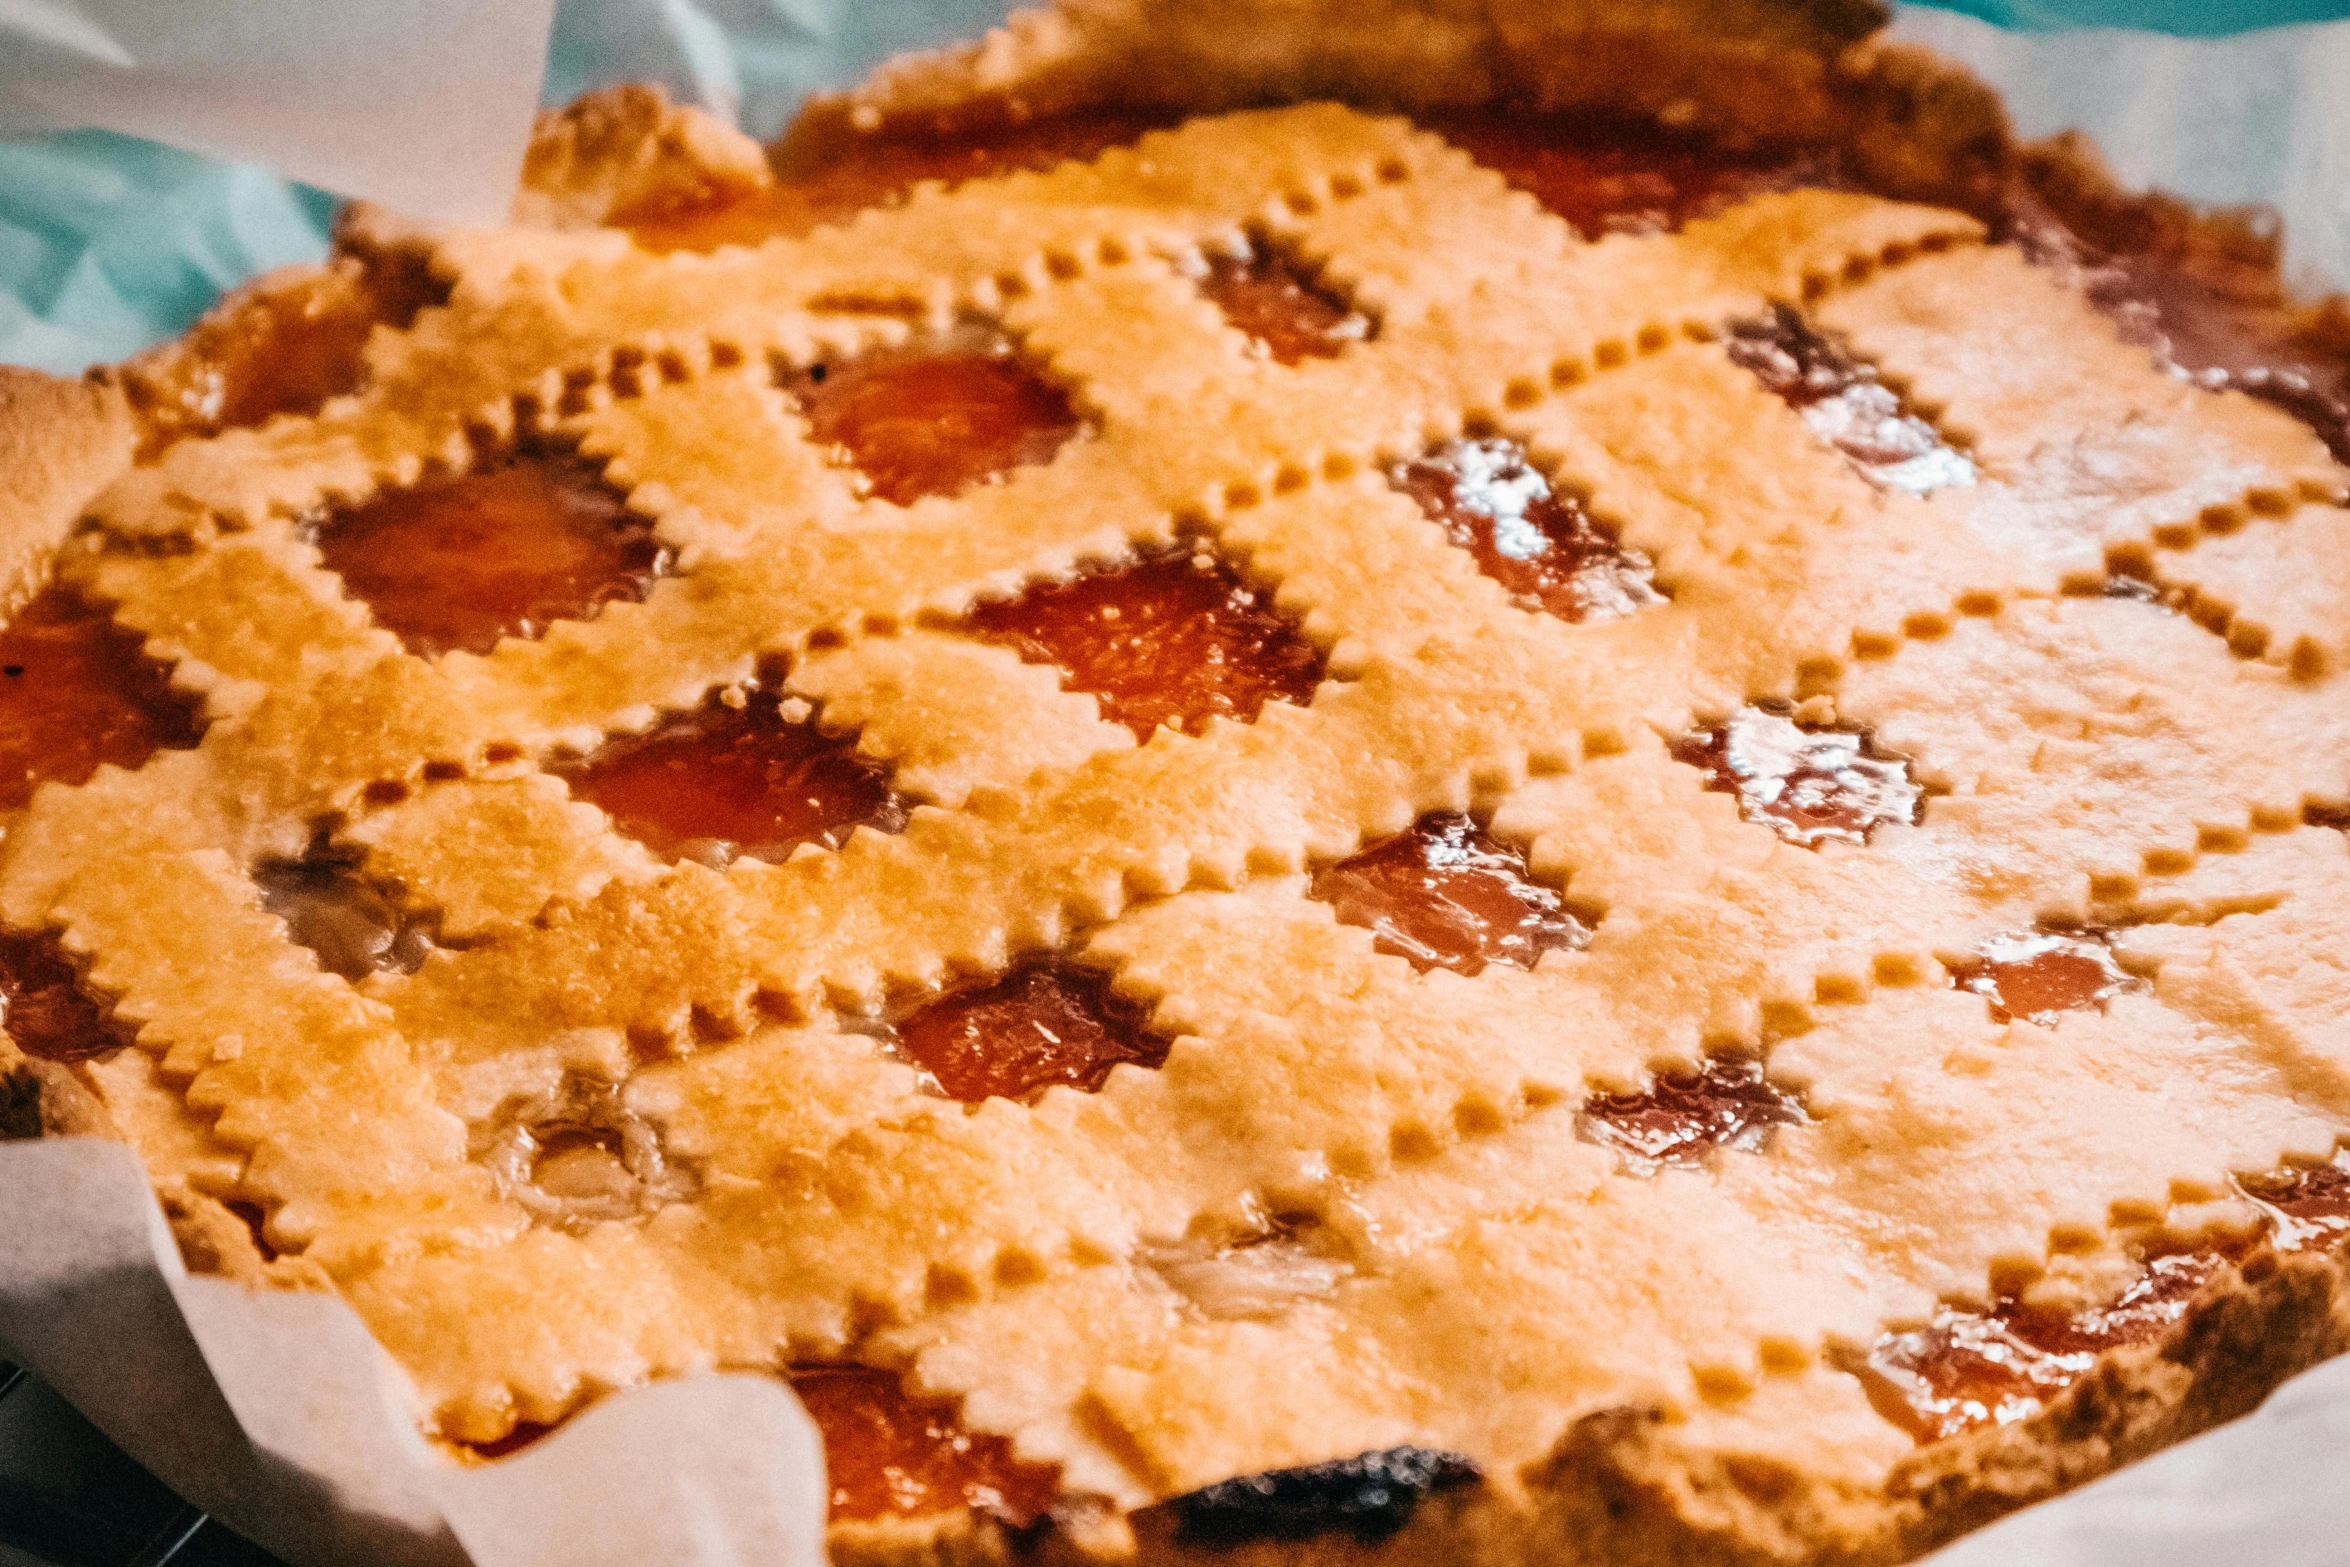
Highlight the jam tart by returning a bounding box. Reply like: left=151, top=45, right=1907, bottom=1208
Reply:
left=6, top=0, right=2350, bottom=1562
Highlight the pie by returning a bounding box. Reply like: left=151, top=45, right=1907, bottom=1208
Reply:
left=6, top=0, right=2350, bottom=1561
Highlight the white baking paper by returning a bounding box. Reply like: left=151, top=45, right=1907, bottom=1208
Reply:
left=0, top=0, right=556, bottom=225
left=5, top=4, right=2350, bottom=1564
left=0, top=1139, right=827, bottom=1567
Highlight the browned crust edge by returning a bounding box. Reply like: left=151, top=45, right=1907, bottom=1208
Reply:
left=5, top=6, right=2346, bottom=1565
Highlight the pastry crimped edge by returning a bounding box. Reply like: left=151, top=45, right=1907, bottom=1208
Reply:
left=3, top=4, right=2348, bottom=1566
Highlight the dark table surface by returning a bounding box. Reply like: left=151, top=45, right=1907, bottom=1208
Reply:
left=0, top=1363, right=285, bottom=1567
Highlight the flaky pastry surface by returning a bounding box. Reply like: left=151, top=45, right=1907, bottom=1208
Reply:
left=5, top=3, right=2350, bottom=1563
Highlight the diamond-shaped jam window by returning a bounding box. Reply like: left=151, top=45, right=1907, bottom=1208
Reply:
left=311, top=447, right=667, bottom=659
left=1578, top=1058, right=1807, bottom=1174
left=963, top=545, right=1326, bottom=741
left=0, top=582, right=206, bottom=813
left=882, top=957, right=1166, bottom=1103
left=789, top=1366, right=1064, bottom=1524
left=0, top=929, right=137, bottom=1064
left=551, top=686, right=908, bottom=869
left=1672, top=705, right=1922, bottom=849
left=1420, top=112, right=1838, bottom=239
left=254, top=849, right=434, bottom=982
left=782, top=322, right=1084, bottom=506
left=1725, top=307, right=1976, bottom=495
left=1948, top=928, right=2146, bottom=1027
left=1311, top=813, right=1591, bottom=977
left=1186, top=237, right=1372, bottom=365
left=1391, top=438, right=1663, bottom=623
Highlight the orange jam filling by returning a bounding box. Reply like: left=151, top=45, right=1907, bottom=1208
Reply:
left=1948, top=929, right=2144, bottom=1026
left=1672, top=706, right=1921, bottom=849
left=1310, top=813, right=1592, bottom=977
left=1419, top=111, right=1840, bottom=239
left=1865, top=1252, right=2226, bottom=1443
left=253, top=852, right=433, bottom=981
left=126, top=252, right=447, bottom=452
left=963, top=547, right=1325, bottom=740
left=1867, top=1153, right=2350, bottom=1443
left=627, top=111, right=1174, bottom=252
left=1389, top=437, right=1663, bottom=622
left=783, top=322, right=1084, bottom=506
left=2241, top=1157, right=2350, bottom=1251
left=1578, top=1058, right=1806, bottom=1173
left=0, top=581, right=205, bottom=813
left=0, top=930, right=135, bottom=1064
left=311, top=449, right=667, bottom=659
left=889, top=958, right=1165, bottom=1103
left=790, top=1366, right=1063, bottom=1524
left=551, top=687, right=907, bottom=868
left=1190, top=239, right=1372, bottom=364
left=1725, top=306, right=1976, bottom=493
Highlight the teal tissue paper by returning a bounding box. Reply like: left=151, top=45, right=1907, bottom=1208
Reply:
left=0, top=129, right=333, bottom=375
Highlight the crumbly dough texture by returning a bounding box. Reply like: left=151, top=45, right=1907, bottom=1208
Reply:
left=6, top=2, right=2350, bottom=1562
left=0, top=367, right=134, bottom=614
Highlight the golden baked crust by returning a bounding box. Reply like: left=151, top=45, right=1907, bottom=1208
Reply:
left=513, top=82, right=771, bottom=230
left=6, top=2, right=2350, bottom=1562
left=0, top=367, right=133, bottom=615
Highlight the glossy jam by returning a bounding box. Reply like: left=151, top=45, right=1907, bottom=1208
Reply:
left=552, top=686, right=907, bottom=868
left=627, top=112, right=1173, bottom=252
left=0, top=930, right=135, bottom=1063
left=1949, top=929, right=2144, bottom=1026
left=1578, top=1058, right=1806, bottom=1173
left=1390, top=438, right=1664, bottom=622
left=311, top=450, right=666, bottom=659
left=1191, top=241, right=1371, bottom=364
left=1870, top=1150, right=2350, bottom=1445
left=2008, top=200, right=2350, bottom=464
left=1672, top=706, right=1921, bottom=849
left=1419, top=111, right=1841, bottom=239
left=2240, top=1156, right=2350, bottom=1252
left=891, top=958, right=1165, bottom=1102
left=129, top=253, right=446, bottom=451
left=790, top=1366, right=1063, bottom=1524
left=1725, top=307, right=1976, bottom=493
left=963, top=547, right=1325, bottom=740
left=0, top=582, right=205, bottom=813
left=253, top=854, right=432, bottom=981
left=1309, top=813, right=1591, bottom=976
left=1866, top=1252, right=2224, bottom=1443
left=783, top=322, right=1084, bottom=506
left=474, top=1076, right=692, bottom=1231
left=2098, top=572, right=2183, bottom=610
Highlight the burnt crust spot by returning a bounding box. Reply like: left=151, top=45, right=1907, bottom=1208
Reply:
left=1, top=1068, right=41, bottom=1140
left=1165, top=1445, right=1482, bottom=1546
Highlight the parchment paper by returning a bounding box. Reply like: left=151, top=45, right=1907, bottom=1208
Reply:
left=0, top=0, right=555, bottom=226
left=0, top=1139, right=826, bottom=1567
left=4, top=4, right=2350, bottom=1565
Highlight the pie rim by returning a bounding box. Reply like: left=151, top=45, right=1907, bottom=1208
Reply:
left=2, top=2, right=2349, bottom=1564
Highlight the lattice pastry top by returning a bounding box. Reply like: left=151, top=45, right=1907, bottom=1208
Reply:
left=6, top=1, right=2350, bottom=1562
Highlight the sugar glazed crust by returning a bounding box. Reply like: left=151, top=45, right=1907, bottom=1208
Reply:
left=5, top=1, right=2350, bottom=1563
